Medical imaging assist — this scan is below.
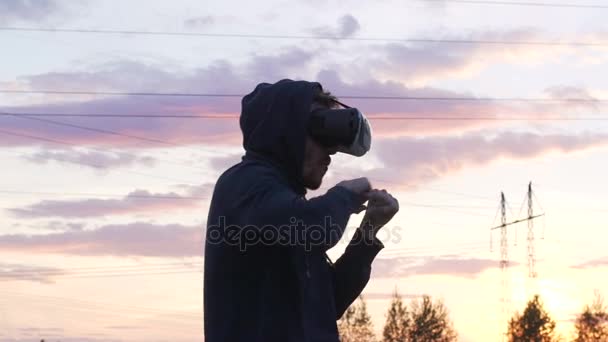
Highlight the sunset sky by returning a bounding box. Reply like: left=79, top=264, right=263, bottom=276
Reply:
left=1, top=0, right=607, bottom=341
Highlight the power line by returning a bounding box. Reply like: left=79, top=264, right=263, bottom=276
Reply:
left=0, top=129, right=497, bottom=204
left=0, top=129, right=201, bottom=185
left=423, top=0, right=608, bottom=9
left=12, top=113, right=187, bottom=146
left=3, top=112, right=607, bottom=121
left=1, top=111, right=227, bottom=159
left=0, top=113, right=230, bottom=182
left=0, top=27, right=605, bottom=46
left=2, top=90, right=605, bottom=102
left=0, top=189, right=497, bottom=214
left=0, top=189, right=208, bottom=200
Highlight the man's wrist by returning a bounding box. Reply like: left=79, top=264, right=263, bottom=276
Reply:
left=358, top=219, right=383, bottom=245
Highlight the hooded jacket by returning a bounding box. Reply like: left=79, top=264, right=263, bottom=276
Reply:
left=204, top=79, right=384, bottom=342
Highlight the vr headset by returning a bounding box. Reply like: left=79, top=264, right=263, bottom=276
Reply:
left=308, top=99, right=372, bottom=157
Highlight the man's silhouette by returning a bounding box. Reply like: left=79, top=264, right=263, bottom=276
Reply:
left=204, top=79, right=399, bottom=341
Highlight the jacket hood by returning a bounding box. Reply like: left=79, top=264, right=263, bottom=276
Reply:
left=240, top=79, right=322, bottom=194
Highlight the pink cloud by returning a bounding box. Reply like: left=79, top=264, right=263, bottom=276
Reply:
left=572, top=257, right=608, bottom=269
left=371, top=255, right=513, bottom=278
left=0, top=222, right=203, bottom=257
left=2, top=45, right=572, bottom=150
left=363, top=131, right=608, bottom=189
left=0, top=262, right=65, bottom=283
left=22, top=148, right=156, bottom=169
left=365, top=28, right=574, bottom=83
left=8, top=188, right=209, bottom=218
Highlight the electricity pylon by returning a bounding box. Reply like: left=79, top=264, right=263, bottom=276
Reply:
left=490, top=186, right=544, bottom=341
left=526, top=182, right=537, bottom=279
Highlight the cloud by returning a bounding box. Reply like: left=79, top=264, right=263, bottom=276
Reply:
left=1, top=41, right=601, bottom=152
left=104, top=325, right=141, bottom=330
left=365, top=131, right=608, bottom=188
left=3, top=338, right=121, bottom=342
left=0, top=50, right=315, bottom=148
left=372, top=255, right=505, bottom=278
left=543, top=86, right=600, bottom=111
left=0, top=262, right=65, bottom=283
left=0, top=222, right=204, bottom=257
left=44, top=221, right=86, bottom=231
left=0, top=0, right=59, bottom=24
left=184, top=15, right=215, bottom=29
left=9, top=188, right=209, bottom=218
left=207, top=153, right=243, bottom=171
left=368, top=28, right=574, bottom=85
left=572, top=257, right=608, bottom=269
left=311, top=14, right=361, bottom=38
left=316, top=69, right=511, bottom=136
left=2, top=62, right=525, bottom=150
left=22, top=148, right=156, bottom=169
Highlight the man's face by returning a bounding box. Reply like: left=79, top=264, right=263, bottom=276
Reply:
left=302, top=135, right=337, bottom=190
left=302, top=101, right=340, bottom=190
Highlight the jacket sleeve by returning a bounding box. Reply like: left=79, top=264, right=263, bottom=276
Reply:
left=247, top=176, right=364, bottom=250
left=331, top=229, right=384, bottom=319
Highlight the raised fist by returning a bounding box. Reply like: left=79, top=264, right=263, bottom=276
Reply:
left=362, top=189, right=399, bottom=231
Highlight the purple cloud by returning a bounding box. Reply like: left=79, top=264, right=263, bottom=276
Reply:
left=572, top=257, right=608, bottom=269
left=44, top=221, right=85, bottom=231
left=22, top=148, right=156, bottom=169
left=365, top=131, right=608, bottom=188
left=0, top=0, right=59, bottom=24
left=0, top=50, right=315, bottom=148
left=0, top=262, right=66, bottom=283
left=184, top=15, right=215, bottom=29
left=372, top=255, right=509, bottom=278
left=367, top=28, right=573, bottom=83
left=311, top=14, right=361, bottom=38
left=9, top=188, right=209, bottom=218
left=0, top=222, right=204, bottom=257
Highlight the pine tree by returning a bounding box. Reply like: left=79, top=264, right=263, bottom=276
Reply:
left=574, top=292, right=608, bottom=342
left=383, top=289, right=409, bottom=342
left=338, top=305, right=357, bottom=342
left=508, top=295, right=557, bottom=342
left=408, top=295, right=457, bottom=342
left=338, top=295, right=377, bottom=342
left=353, top=295, right=377, bottom=342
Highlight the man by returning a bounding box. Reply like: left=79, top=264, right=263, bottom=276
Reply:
left=204, top=79, right=399, bottom=341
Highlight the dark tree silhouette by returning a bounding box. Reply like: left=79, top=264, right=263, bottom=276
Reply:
left=408, top=295, right=457, bottom=342
left=383, top=289, right=409, bottom=342
left=338, top=295, right=377, bottom=342
left=508, top=295, right=557, bottom=342
left=574, top=292, right=608, bottom=342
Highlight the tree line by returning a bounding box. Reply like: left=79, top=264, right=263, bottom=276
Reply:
left=338, top=291, right=608, bottom=341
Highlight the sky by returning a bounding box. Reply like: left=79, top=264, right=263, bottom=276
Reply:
left=0, top=0, right=607, bottom=341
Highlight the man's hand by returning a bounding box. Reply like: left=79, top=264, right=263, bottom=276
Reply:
left=336, top=178, right=373, bottom=213
left=360, top=189, right=399, bottom=235
left=336, top=177, right=372, bottom=196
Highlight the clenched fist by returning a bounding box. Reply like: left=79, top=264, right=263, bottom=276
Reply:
left=361, top=189, right=399, bottom=233
left=336, top=177, right=372, bottom=196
